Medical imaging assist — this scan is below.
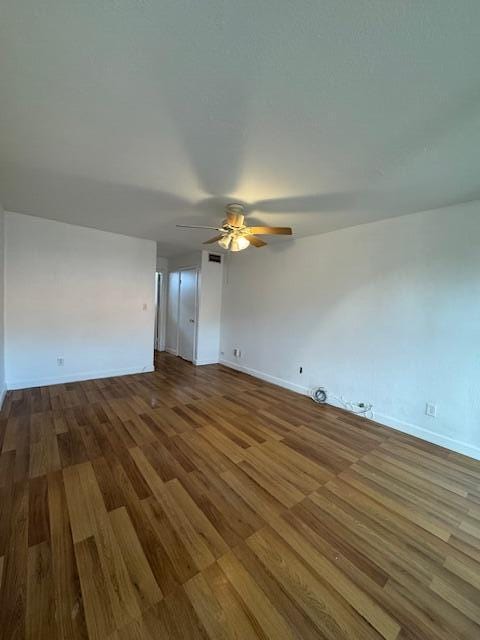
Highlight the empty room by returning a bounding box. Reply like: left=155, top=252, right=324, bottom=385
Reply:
left=1, top=2, right=479, bottom=639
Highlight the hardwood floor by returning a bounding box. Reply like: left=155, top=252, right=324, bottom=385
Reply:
left=1, top=352, right=480, bottom=639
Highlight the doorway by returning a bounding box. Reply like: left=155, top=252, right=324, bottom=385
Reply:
left=178, top=268, right=198, bottom=362
left=154, top=272, right=163, bottom=351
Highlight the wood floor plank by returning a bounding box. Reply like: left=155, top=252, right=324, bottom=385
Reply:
left=197, top=424, right=246, bottom=464
left=0, top=450, right=16, bottom=488
left=338, top=468, right=453, bottom=541
left=184, top=572, right=236, bottom=640
left=247, top=526, right=393, bottom=640
left=145, top=586, right=209, bottom=639
left=92, top=455, right=126, bottom=512
left=2, top=417, right=19, bottom=452
left=201, top=563, right=262, bottom=640
left=430, top=573, right=480, bottom=626
left=48, top=469, right=88, bottom=640
left=238, top=458, right=305, bottom=508
left=0, top=480, right=28, bottom=640
left=28, top=474, right=50, bottom=547
left=290, top=500, right=389, bottom=588
left=310, top=484, right=443, bottom=586
left=244, top=444, right=321, bottom=495
left=443, top=555, right=480, bottom=590
left=130, top=446, right=217, bottom=570
left=0, top=352, right=479, bottom=639
left=74, top=536, right=116, bottom=640
left=26, top=541, right=56, bottom=640
left=114, top=616, right=154, bottom=640
left=109, top=506, right=163, bottom=609
left=231, top=541, right=327, bottom=640
left=221, top=467, right=286, bottom=522
left=104, top=456, right=181, bottom=596
left=218, top=550, right=301, bottom=640
left=76, top=462, right=142, bottom=626
left=167, top=478, right=229, bottom=559
left=62, top=463, right=96, bottom=543
left=384, top=576, right=480, bottom=640
left=269, top=513, right=401, bottom=639
left=29, top=414, right=61, bottom=478
left=141, top=493, right=199, bottom=584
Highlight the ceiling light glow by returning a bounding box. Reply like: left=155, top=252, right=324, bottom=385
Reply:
left=217, top=234, right=231, bottom=249
left=230, top=236, right=250, bottom=252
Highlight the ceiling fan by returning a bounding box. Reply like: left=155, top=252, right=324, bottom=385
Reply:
left=176, top=203, right=293, bottom=251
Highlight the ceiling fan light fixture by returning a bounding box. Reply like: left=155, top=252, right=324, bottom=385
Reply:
left=180, top=203, right=292, bottom=250
left=230, top=235, right=250, bottom=252
left=217, top=234, right=232, bottom=249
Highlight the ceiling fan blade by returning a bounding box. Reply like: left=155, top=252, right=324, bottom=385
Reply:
left=246, top=226, right=292, bottom=235
left=245, top=235, right=267, bottom=248
left=176, top=225, right=221, bottom=230
left=226, top=211, right=245, bottom=227
left=203, top=234, right=225, bottom=244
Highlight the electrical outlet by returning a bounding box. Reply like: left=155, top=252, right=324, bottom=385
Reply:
left=299, top=366, right=303, bottom=374
left=425, top=403, right=437, bottom=418
left=57, top=357, right=64, bottom=367
left=233, top=348, right=241, bottom=358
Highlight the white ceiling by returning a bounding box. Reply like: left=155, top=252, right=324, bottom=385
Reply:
left=1, top=1, right=480, bottom=256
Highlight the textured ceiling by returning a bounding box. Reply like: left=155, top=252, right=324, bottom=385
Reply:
left=1, top=1, right=480, bottom=255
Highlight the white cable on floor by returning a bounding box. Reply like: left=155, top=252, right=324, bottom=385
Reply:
left=311, top=387, right=374, bottom=419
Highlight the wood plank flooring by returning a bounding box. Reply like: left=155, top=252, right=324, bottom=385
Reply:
left=1, top=351, right=480, bottom=639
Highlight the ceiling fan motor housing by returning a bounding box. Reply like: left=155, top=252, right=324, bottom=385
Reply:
left=226, top=203, right=245, bottom=215
left=223, top=204, right=246, bottom=230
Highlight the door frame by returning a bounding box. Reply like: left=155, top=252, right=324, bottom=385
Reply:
left=176, top=266, right=199, bottom=361
left=154, top=271, right=167, bottom=351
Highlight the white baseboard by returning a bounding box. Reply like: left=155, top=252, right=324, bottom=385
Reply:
left=6, top=365, right=155, bottom=390
left=219, top=359, right=310, bottom=395
left=373, top=412, right=480, bottom=461
left=219, top=359, right=480, bottom=462
left=194, top=358, right=219, bottom=366
left=0, top=384, right=7, bottom=410
left=166, top=347, right=178, bottom=356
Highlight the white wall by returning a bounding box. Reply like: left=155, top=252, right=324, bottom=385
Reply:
left=221, top=203, right=480, bottom=459
left=0, top=204, right=5, bottom=406
left=196, top=250, right=223, bottom=365
left=168, top=251, right=202, bottom=272
left=166, top=271, right=180, bottom=354
left=156, top=255, right=168, bottom=272
left=5, top=212, right=156, bottom=388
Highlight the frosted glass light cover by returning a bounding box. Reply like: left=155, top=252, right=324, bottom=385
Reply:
left=230, top=236, right=250, bottom=251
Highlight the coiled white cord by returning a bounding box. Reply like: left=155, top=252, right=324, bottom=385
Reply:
left=311, top=387, right=374, bottom=419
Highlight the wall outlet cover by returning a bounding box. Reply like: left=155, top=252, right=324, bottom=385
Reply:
left=426, top=403, right=437, bottom=418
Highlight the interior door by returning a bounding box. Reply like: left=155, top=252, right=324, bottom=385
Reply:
left=178, top=269, right=197, bottom=362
